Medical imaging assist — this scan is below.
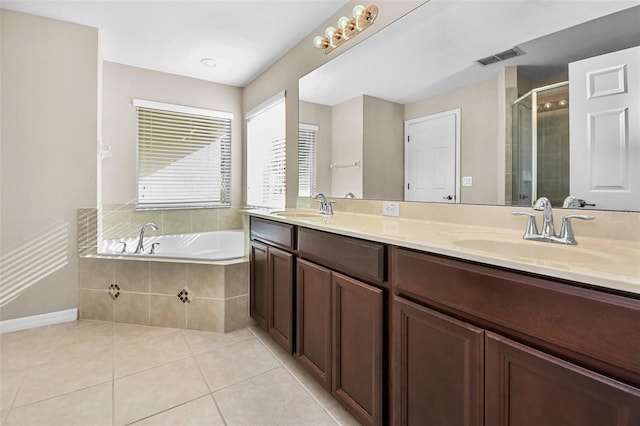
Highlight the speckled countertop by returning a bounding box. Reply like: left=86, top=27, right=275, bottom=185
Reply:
left=245, top=209, right=640, bottom=296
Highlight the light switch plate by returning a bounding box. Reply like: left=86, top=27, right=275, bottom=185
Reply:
left=383, top=202, right=400, bottom=217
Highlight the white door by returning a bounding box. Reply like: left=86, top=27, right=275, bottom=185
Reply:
left=405, top=109, right=460, bottom=203
left=569, top=46, right=640, bottom=211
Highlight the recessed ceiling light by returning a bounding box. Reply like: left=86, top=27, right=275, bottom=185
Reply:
left=200, top=58, right=217, bottom=69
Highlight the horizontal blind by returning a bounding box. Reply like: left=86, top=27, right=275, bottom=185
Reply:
left=135, top=101, right=232, bottom=209
left=298, top=124, right=318, bottom=197
left=246, top=94, right=286, bottom=209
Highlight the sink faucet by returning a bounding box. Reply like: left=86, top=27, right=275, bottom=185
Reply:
left=533, top=197, right=555, bottom=238
left=134, top=222, right=158, bottom=254
left=513, top=197, right=594, bottom=245
left=313, top=193, right=335, bottom=215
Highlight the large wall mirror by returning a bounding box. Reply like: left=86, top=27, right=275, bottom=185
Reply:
left=299, top=1, right=640, bottom=212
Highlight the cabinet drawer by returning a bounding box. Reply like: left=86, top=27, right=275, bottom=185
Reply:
left=298, top=228, right=386, bottom=285
left=250, top=217, right=295, bottom=251
left=391, top=246, right=640, bottom=386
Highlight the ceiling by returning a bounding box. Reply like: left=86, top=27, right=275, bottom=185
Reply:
left=1, top=0, right=350, bottom=87
left=299, top=0, right=640, bottom=106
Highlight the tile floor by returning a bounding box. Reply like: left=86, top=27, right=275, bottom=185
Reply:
left=0, top=320, right=360, bottom=425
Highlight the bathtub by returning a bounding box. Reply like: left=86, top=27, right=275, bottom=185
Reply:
left=98, top=230, right=245, bottom=261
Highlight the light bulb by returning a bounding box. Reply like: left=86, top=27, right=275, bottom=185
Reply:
left=313, top=36, right=325, bottom=49
left=544, top=102, right=553, bottom=109
left=338, top=16, right=350, bottom=30
left=353, top=4, right=366, bottom=19
left=325, top=26, right=336, bottom=38
left=558, top=99, right=568, bottom=107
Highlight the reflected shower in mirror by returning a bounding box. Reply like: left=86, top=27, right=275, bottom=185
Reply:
left=299, top=1, right=640, bottom=211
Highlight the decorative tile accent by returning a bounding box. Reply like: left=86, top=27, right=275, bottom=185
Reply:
left=108, top=284, right=121, bottom=300
left=177, top=287, right=193, bottom=304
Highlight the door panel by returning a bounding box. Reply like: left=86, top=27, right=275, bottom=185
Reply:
left=249, top=241, right=268, bottom=329
left=332, top=272, right=384, bottom=426
left=296, top=259, right=332, bottom=390
left=569, top=46, right=640, bottom=210
left=485, top=332, right=640, bottom=426
left=405, top=109, right=460, bottom=203
left=392, top=296, right=484, bottom=426
left=268, top=246, right=294, bottom=353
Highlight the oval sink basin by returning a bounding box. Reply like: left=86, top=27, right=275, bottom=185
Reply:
left=452, top=239, right=613, bottom=264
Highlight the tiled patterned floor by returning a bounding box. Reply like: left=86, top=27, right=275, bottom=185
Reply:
left=0, top=320, right=360, bottom=425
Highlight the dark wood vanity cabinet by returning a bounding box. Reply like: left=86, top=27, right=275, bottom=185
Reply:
left=392, top=296, right=484, bottom=426
left=391, top=246, right=640, bottom=426
left=249, top=217, right=296, bottom=353
left=297, top=228, right=386, bottom=426
left=485, top=332, right=640, bottom=426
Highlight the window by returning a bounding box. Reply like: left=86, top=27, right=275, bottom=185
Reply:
left=246, top=92, right=286, bottom=209
left=298, top=123, right=318, bottom=197
left=134, top=99, right=232, bottom=209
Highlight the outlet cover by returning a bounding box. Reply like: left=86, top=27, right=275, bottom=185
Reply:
left=462, top=176, right=473, bottom=187
left=383, top=202, right=400, bottom=217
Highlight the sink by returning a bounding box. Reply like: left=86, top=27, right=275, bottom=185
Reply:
left=452, top=238, right=613, bottom=264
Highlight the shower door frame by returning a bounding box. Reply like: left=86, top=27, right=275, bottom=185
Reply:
left=512, top=80, right=569, bottom=203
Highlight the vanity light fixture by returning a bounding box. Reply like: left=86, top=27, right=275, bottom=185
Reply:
left=313, top=4, right=378, bottom=54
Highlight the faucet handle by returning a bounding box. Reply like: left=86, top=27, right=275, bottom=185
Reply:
left=512, top=211, right=539, bottom=237
left=119, top=241, right=128, bottom=254
left=150, top=242, right=161, bottom=255
left=558, top=215, right=595, bottom=245
left=325, top=201, right=335, bottom=215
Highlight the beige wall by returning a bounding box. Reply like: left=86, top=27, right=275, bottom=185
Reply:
left=243, top=1, right=427, bottom=207
left=405, top=78, right=500, bottom=205
left=332, top=96, right=364, bottom=197
left=101, top=62, right=243, bottom=207
left=1, top=10, right=98, bottom=320
left=299, top=101, right=332, bottom=196
left=363, top=95, right=404, bottom=200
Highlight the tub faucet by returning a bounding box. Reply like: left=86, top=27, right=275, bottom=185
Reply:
left=134, top=222, right=158, bottom=254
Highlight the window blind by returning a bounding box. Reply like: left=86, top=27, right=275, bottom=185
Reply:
left=246, top=93, right=286, bottom=209
left=298, top=123, right=318, bottom=197
left=134, top=99, right=232, bottom=209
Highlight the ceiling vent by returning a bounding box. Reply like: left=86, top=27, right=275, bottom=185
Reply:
left=476, top=46, right=526, bottom=66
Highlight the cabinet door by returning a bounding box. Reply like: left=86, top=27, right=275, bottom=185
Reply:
left=249, top=241, right=268, bottom=329
left=485, top=332, right=640, bottom=426
left=332, top=273, right=384, bottom=426
left=392, top=296, right=484, bottom=426
left=268, top=246, right=294, bottom=353
left=296, top=259, right=332, bottom=390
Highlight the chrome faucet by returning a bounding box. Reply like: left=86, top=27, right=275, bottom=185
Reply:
left=134, top=222, right=158, bottom=254
left=313, top=193, right=335, bottom=215
left=533, top=197, right=555, bottom=238
left=345, top=192, right=356, bottom=199
left=513, top=197, right=594, bottom=245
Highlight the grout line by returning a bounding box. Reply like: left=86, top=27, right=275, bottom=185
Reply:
left=247, top=327, right=343, bottom=425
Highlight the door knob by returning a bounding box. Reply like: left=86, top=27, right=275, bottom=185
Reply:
left=442, top=195, right=453, bottom=200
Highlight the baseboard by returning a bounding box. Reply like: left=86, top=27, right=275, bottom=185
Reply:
left=0, top=308, right=77, bottom=334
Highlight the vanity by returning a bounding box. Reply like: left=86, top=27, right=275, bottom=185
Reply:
left=247, top=208, right=640, bottom=426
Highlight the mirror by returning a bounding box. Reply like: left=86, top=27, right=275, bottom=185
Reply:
left=299, top=1, right=640, bottom=211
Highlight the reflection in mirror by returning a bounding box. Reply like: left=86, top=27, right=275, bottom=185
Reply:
left=299, top=1, right=640, bottom=211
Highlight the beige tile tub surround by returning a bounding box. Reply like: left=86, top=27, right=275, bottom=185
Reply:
left=101, top=203, right=244, bottom=240
left=78, top=257, right=250, bottom=332
left=0, top=320, right=358, bottom=426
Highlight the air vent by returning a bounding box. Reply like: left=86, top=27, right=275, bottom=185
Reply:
left=477, top=46, right=525, bottom=66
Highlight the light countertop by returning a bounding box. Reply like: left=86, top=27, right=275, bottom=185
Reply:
left=245, top=208, right=640, bottom=296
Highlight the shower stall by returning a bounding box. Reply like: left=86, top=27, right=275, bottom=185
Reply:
left=511, top=81, right=570, bottom=207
